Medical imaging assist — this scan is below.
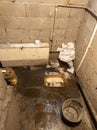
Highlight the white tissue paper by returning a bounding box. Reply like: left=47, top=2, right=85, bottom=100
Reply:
left=57, top=42, right=75, bottom=74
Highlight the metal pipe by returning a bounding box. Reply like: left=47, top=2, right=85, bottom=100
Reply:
left=86, top=8, right=97, bottom=20
left=57, top=5, right=97, bottom=20
left=50, top=6, right=57, bottom=50
left=57, top=4, right=86, bottom=9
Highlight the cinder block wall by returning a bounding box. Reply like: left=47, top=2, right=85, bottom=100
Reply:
left=75, top=11, right=96, bottom=67
left=75, top=0, right=97, bottom=121
left=0, top=0, right=88, bottom=51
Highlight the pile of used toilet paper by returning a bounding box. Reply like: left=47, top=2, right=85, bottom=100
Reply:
left=57, top=42, right=75, bottom=74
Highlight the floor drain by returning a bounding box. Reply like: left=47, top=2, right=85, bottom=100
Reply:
left=44, top=72, right=66, bottom=87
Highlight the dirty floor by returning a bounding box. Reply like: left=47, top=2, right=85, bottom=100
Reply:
left=4, top=67, right=95, bottom=130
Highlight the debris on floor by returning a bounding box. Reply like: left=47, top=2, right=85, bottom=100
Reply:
left=57, top=67, right=71, bottom=79
left=46, top=60, right=60, bottom=69
left=57, top=42, right=75, bottom=74
left=45, top=60, right=72, bottom=87
left=1, top=67, right=17, bottom=86
left=3, top=67, right=94, bottom=130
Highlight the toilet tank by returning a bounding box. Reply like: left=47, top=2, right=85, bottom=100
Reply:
left=0, top=43, right=49, bottom=67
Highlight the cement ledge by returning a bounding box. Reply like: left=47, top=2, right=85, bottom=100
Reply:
left=77, top=80, right=97, bottom=128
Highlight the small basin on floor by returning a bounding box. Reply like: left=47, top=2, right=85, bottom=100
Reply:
left=62, top=99, right=83, bottom=124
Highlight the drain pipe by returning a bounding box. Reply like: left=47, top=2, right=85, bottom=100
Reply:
left=57, top=4, right=85, bottom=9
left=50, top=6, right=57, bottom=50
left=76, top=23, right=97, bottom=72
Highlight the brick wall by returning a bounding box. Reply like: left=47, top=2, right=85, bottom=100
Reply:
left=75, top=0, right=97, bottom=122
left=88, top=0, right=97, bottom=13
left=0, top=0, right=88, bottom=51
left=75, top=0, right=97, bottom=92
left=75, top=11, right=96, bottom=68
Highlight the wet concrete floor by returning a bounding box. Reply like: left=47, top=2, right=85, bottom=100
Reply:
left=12, top=67, right=95, bottom=130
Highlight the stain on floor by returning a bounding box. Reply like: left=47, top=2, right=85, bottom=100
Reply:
left=4, top=67, right=95, bottom=130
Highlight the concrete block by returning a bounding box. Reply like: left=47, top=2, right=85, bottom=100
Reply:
left=0, top=3, right=25, bottom=17
left=51, top=40, right=65, bottom=51
left=26, top=4, right=55, bottom=17
left=77, top=54, right=97, bottom=91
left=68, top=0, right=89, bottom=5
left=75, top=10, right=97, bottom=118
left=90, top=32, right=97, bottom=55
left=75, top=11, right=96, bottom=68
left=0, top=17, right=5, bottom=28
left=70, top=8, right=85, bottom=18
left=56, top=7, right=70, bottom=18
left=54, top=29, right=66, bottom=41
left=29, top=30, right=51, bottom=42
left=55, top=18, right=69, bottom=29
left=38, top=30, right=51, bottom=42
left=6, top=29, right=30, bottom=43
left=18, top=17, right=54, bottom=30
left=0, top=28, right=7, bottom=42
left=85, top=51, right=97, bottom=70
left=0, top=0, right=10, bottom=1
left=68, top=17, right=82, bottom=29
left=51, top=29, right=66, bottom=50
left=76, top=37, right=89, bottom=58
left=29, top=30, right=40, bottom=42
left=41, top=0, right=67, bottom=5
left=65, top=28, right=78, bottom=42
left=84, top=12, right=97, bottom=31
left=88, top=0, right=97, bottom=14
left=15, top=0, right=42, bottom=4
left=0, top=16, right=18, bottom=29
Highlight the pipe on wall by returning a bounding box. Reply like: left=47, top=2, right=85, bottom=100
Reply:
left=56, top=5, right=97, bottom=20
left=56, top=4, right=85, bottom=9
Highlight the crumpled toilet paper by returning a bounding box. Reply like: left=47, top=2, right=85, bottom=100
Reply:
left=57, top=42, right=75, bottom=74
